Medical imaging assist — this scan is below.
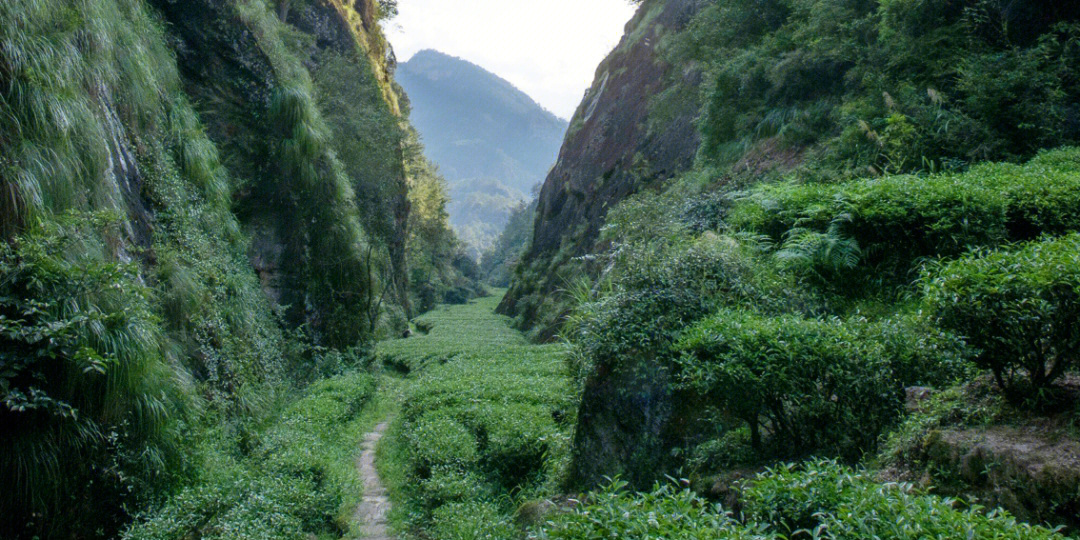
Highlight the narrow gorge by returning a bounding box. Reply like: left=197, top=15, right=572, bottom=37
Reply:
left=3, top=0, right=1080, bottom=539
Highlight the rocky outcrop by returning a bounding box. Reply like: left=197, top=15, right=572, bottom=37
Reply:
left=154, top=0, right=412, bottom=335
left=881, top=378, right=1080, bottom=533
left=498, top=0, right=704, bottom=337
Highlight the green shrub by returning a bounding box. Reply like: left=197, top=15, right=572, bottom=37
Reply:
left=531, top=479, right=775, bottom=539
left=925, top=233, right=1080, bottom=391
left=124, top=371, right=376, bottom=540
left=727, top=149, right=1080, bottom=289
left=429, top=501, right=518, bottom=540
left=0, top=215, right=187, bottom=537
left=853, top=312, right=975, bottom=388
left=570, top=234, right=803, bottom=374
left=674, top=310, right=903, bottom=461
left=380, top=297, right=572, bottom=537
left=535, top=463, right=1065, bottom=539
left=688, top=0, right=1080, bottom=173
left=742, top=461, right=1065, bottom=539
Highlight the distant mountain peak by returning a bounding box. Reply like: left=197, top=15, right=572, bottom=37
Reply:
left=402, top=49, right=564, bottom=123
left=397, top=49, right=568, bottom=257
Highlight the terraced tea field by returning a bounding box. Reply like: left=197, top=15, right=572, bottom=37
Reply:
left=373, top=292, right=574, bottom=538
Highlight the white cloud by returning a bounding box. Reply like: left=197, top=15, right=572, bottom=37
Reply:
left=386, top=0, right=638, bottom=120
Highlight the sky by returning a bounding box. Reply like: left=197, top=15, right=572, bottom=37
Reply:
left=386, top=0, right=638, bottom=120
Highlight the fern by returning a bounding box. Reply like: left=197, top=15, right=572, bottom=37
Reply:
left=775, top=212, right=861, bottom=281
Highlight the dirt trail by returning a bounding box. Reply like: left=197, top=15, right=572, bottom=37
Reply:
left=355, top=422, right=392, bottom=539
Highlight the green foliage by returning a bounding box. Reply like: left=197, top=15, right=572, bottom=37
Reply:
left=0, top=0, right=294, bottom=533
left=405, top=144, right=483, bottom=314
left=852, top=312, right=974, bottom=388
left=376, top=0, right=398, bottom=20
left=481, top=199, right=537, bottom=287
left=377, top=296, right=572, bottom=539
left=124, top=371, right=376, bottom=540
left=429, top=501, right=518, bottom=540
left=533, top=462, right=1067, bottom=539
left=741, top=461, right=1064, bottom=539
left=266, top=84, right=375, bottom=347
left=727, top=148, right=1080, bottom=290
left=310, top=47, right=405, bottom=262
left=566, top=229, right=808, bottom=386
left=675, top=310, right=903, bottom=461
left=684, top=0, right=1080, bottom=175
left=925, top=233, right=1080, bottom=391
left=532, top=479, right=775, bottom=539
left=0, top=215, right=187, bottom=537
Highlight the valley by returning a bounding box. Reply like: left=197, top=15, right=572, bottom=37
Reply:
left=2, top=0, right=1080, bottom=538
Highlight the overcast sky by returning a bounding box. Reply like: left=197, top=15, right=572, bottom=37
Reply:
left=386, top=0, right=638, bottom=120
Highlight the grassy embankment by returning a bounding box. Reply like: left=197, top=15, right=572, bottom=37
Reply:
left=123, top=372, right=393, bottom=539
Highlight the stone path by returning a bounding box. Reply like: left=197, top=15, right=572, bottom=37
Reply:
left=355, top=422, right=392, bottom=539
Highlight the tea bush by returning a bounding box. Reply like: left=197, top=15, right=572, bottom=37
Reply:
left=568, top=234, right=806, bottom=377
left=531, top=480, right=775, bottom=539
left=674, top=310, right=903, bottom=461
left=726, top=149, right=1080, bottom=288
left=377, top=293, right=529, bottom=373
left=742, top=461, right=1065, bottom=539
left=378, top=295, right=573, bottom=539
left=925, top=233, right=1080, bottom=391
left=124, top=371, right=376, bottom=540
left=532, top=462, right=1066, bottom=539
left=852, top=312, right=974, bottom=388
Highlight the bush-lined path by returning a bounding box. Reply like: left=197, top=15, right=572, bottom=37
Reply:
left=355, top=422, right=392, bottom=539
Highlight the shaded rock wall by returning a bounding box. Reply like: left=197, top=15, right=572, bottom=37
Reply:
left=498, top=0, right=704, bottom=338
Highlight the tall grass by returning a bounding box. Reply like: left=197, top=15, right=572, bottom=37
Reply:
left=0, top=0, right=291, bottom=535
left=124, top=371, right=378, bottom=540
left=267, top=84, right=375, bottom=347
left=0, top=215, right=188, bottom=537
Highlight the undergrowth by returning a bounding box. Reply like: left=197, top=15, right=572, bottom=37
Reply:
left=124, top=371, right=378, bottom=540
left=532, top=461, right=1067, bottom=539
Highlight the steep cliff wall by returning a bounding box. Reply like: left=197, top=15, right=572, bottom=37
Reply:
left=498, top=0, right=704, bottom=338
left=0, top=0, right=433, bottom=535
left=154, top=0, right=411, bottom=344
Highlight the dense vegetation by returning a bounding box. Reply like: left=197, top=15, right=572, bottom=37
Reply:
left=5, top=0, right=1080, bottom=537
left=536, top=462, right=1065, bottom=539
left=503, top=0, right=1080, bottom=337
left=495, top=0, right=1080, bottom=536
left=125, top=372, right=379, bottom=539
left=563, top=146, right=1080, bottom=525
left=481, top=199, right=538, bottom=287
left=0, top=0, right=475, bottom=537
left=376, top=295, right=573, bottom=539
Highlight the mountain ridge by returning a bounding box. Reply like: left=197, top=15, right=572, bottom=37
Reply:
left=396, top=49, right=567, bottom=257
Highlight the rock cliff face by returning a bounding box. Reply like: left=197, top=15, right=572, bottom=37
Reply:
left=498, top=0, right=704, bottom=337
left=155, top=0, right=412, bottom=336
left=0, top=0, right=456, bottom=534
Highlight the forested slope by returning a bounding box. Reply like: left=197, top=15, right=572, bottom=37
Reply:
left=497, top=0, right=704, bottom=338
left=0, top=0, right=473, bottom=537
left=502, top=0, right=1080, bottom=339
left=494, top=0, right=1080, bottom=535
